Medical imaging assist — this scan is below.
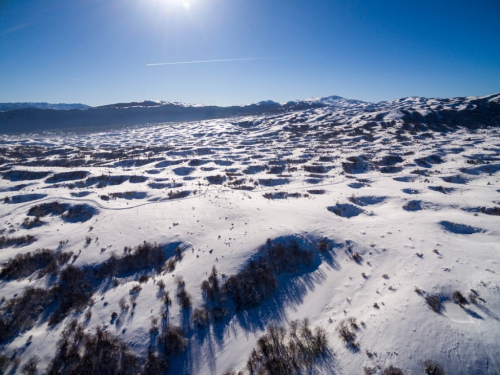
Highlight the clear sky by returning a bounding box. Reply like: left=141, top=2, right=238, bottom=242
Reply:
left=1, top=0, right=499, bottom=106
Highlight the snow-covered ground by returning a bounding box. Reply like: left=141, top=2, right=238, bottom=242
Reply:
left=0, top=94, right=499, bottom=374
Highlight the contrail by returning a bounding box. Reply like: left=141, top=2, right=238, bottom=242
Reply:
left=147, top=57, right=288, bottom=66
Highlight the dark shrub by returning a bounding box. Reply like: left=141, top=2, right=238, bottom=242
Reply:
left=159, top=325, right=188, bottom=356
left=97, top=242, right=166, bottom=277
left=222, top=239, right=314, bottom=310
left=317, top=238, right=329, bottom=253
left=246, top=319, right=328, bottom=375
left=22, top=216, right=44, bottom=229
left=141, top=350, right=169, bottom=375
left=0, top=287, right=55, bottom=344
left=46, top=323, right=140, bottom=375
left=452, top=291, right=468, bottom=306
left=176, top=288, right=192, bottom=309
left=0, top=249, right=61, bottom=279
left=49, top=266, right=93, bottom=325
left=336, top=319, right=357, bottom=347
left=201, top=266, right=220, bottom=302
left=192, top=307, right=209, bottom=327
left=425, top=294, right=442, bottom=313
left=61, top=204, right=97, bottom=222
left=27, top=202, right=68, bottom=217
left=21, top=356, right=40, bottom=375
left=0, top=235, right=36, bottom=249
left=480, top=206, right=500, bottom=216
left=424, top=360, right=445, bottom=375
left=384, top=366, right=404, bottom=375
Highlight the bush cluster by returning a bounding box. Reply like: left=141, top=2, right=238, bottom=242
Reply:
left=0, top=235, right=36, bottom=249
left=0, top=287, right=55, bottom=343
left=96, top=241, right=166, bottom=277
left=0, top=249, right=72, bottom=279
left=1, top=241, right=170, bottom=343
left=50, top=265, right=95, bottom=325
left=246, top=319, right=328, bottom=375
left=336, top=318, right=358, bottom=348
left=22, top=216, right=44, bottom=229
left=46, top=321, right=140, bottom=375
left=452, top=291, right=468, bottom=306
left=223, top=239, right=314, bottom=310
left=159, top=324, right=188, bottom=356
left=27, top=202, right=68, bottom=217
left=175, top=276, right=192, bottom=309
left=384, top=366, right=405, bottom=375
left=480, top=206, right=500, bottom=216
left=424, top=360, right=445, bottom=375
left=425, top=294, right=442, bottom=313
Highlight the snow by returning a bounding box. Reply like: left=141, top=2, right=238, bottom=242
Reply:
left=0, top=93, right=499, bottom=374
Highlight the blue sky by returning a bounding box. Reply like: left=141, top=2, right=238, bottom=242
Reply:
left=1, top=0, right=499, bottom=106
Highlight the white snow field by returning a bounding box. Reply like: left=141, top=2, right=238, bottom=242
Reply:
left=0, top=94, right=499, bottom=375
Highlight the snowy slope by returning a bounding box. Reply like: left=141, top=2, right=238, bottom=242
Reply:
left=0, top=93, right=499, bottom=374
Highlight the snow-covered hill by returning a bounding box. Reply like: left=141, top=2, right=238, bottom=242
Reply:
left=0, top=93, right=499, bottom=374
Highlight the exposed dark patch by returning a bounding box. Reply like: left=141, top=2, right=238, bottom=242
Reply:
left=85, top=175, right=129, bottom=187
left=3, top=170, right=51, bottom=181
left=172, top=167, right=195, bottom=178
left=327, top=203, right=365, bottom=218
left=307, top=189, right=326, bottom=195
left=167, top=190, right=191, bottom=199
left=380, top=166, right=403, bottom=173
left=0, top=235, right=36, bottom=249
left=214, top=159, right=234, bottom=166
left=305, top=178, right=323, bottom=184
left=3, top=194, right=46, bottom=204
left=441, top=175, right=468, bottom=184
left=380, top=155, right=404, bottom=166
left=200, top=166, right=217, bottom=171
left=61, top=204, right=98, bottom=223
left=45, top=171, right=89, bottom=183
left=28, top=201, right=69, bottom=217
left=480, top=206, right=500, bottom=216
left=342, top=156, right=371, bottom=174
left=414, top=154, right=443, bottom=168
left=403, top=200, right=422, bottom=211
left=243, top=165, right=266, bottom=174
left=206, top=174, right=226, bottom=184
left=257, top=178, right=289, bottom=187
left=428, top=186, right=456, bottom=194
left=263, top=191, right=302, bottom=199
left=187, top=159, right=208, bottom=167
left=461, top=164, right=500, bottom=176
left=393, top=176, right=416, bottom=183
left=148, top=182, right=183, bottom=189
left=129, top=175, right=148, bottom=183
left=0, top=183, right=33, bottom=192
left=349, top=195, right=386, bottom=206
left=440, top=221, right=483, bottom=235
left=267, top=165, right=286, bottom=174
left=109, top=191, right=148, bottom=200
left=303, top=165, right=331, bottom=174
left=402, top=188, right=420, bottom=195
left=70, top=191, right=92, bottom=197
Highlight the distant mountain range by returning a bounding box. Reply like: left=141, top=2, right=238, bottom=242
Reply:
left=0, top=102, right=90, bottom=112
left=0, top=99, right=325, bottom=133
left=0, top=94, right=498, bottom=134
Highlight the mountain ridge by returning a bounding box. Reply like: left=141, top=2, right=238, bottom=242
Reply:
left=0, top=93, right=499, bottom=134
